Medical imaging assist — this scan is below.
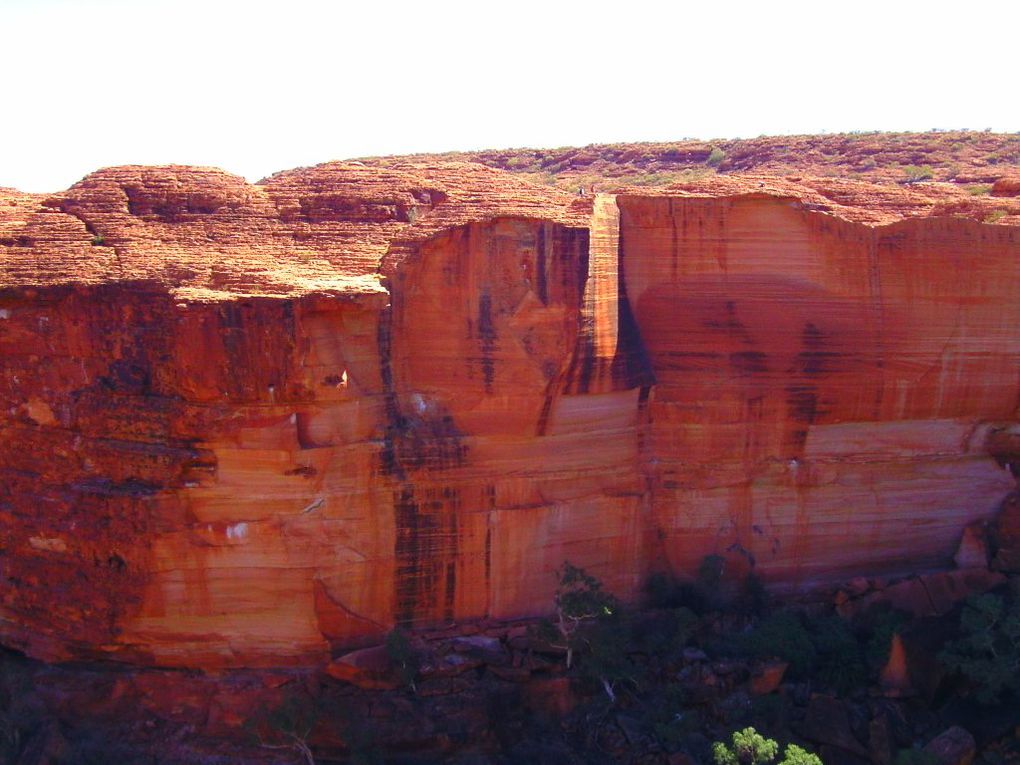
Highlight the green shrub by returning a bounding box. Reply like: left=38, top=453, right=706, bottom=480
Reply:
left=737, top=611, right=866, bottom=692
left=646, top=571, right=685, bottom=608
left=893, top=749, right=939, bottom=765
left=938, top=592, right=1020, bottom=704
left=629, top=172, right=676, bottom=186
left=739, top=571, right=770, bottom=617
left=631, top=605, right=699, bottom=656
left=553, top=562, right=634, bottom=699
left=384, top=628, right=421, bottom=691
left=713, top=726, right=779, bottom=765
left=245, top=694, right=318, bottom=765
left=574, top=611, right=641, bottom=697
left=863, top=609, right=907, bottom=670
left=707, top=147, right=727, bottom=167
left=652, top=685, right=702, bottom=748
left=90, top=233, right=105, bottom=246
left=555, top=562, right=617, bottom=631
left=738, top=612, right=816, bottom=676
left=966, top=184, right=992, bottom=195
left=781, top=744, right=824, bottom=765
left=810, top=616, right=867, bottom=693
left=644, top=555, right=731, bottom=614
left=698, top=554, right=725, bottom=588
left=749, top=693, right=786, bottom=729
left=902, top=165, right=934, bottom=183
left=713, top=728, right=823, bottom=765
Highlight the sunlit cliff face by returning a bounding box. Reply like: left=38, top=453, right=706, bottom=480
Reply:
left=1, top=164, right=1018, bottom=668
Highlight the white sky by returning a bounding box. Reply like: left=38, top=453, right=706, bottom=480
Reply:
left=2, top=0, right=1017, bottom=193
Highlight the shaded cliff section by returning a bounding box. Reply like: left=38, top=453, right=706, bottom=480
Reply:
left=618, top=195, right=1020, bottom=586
left=1, top=169, right=1020, bottom=668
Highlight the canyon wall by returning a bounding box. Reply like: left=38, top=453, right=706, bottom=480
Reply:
left=1, top=165, right=1018, bottom=669
left=620, top=195, right=1019, bottom=584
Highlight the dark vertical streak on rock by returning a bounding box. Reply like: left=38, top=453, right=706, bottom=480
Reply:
left=377, top=291, right=426, bottom=626
left=784, top=322, right=830, bottom=455
left=477, top=293, right=496, bottom=394
left=561, top=229, right=597, bottom=394
left=535, top=393, right=555, bottom=437
left=393, top=488, right=423, bottom=625
left=613, top=222, right=656, bottom=389
left=536, top=223, right=548, bottom=306
left=443, top=561, right=456, bottom=622
left=483, top=483, right=494, bottom=617
left=376, top=302, right=406, bottom=481
left=381, top=258, right=469, bottom=627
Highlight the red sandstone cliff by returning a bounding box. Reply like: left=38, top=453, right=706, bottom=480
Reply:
left=1, top=161, right=1019, bottom=669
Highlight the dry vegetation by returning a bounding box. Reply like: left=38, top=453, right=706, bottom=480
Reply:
left=363, top=130, right=1020, bottom=192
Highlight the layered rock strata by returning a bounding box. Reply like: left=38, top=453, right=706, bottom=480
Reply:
left=1, top=164, right=1018, bottom=668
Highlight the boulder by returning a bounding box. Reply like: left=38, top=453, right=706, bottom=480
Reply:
left=325, top=645, right=399, bottom=690
left=924, top=727, right=976, bottom=765
left=992, top=491, right=1020, bottom=573
left=797, top=695, right=869, bottom=758
left=879, top=633, right=911, bottom=696
left=838, top=569, right=1005, bottom=620
left=525, top=675, right=575, bottom=718
left=953, top=522, right=990, bottom=570
left=452, top=634, right=502, bottom=653
left=750, top=660, right=788, bottom=696
left=14, top=723, right=69, bottom=765
left=868, top=713, right=894, bottom=765
left=419, top=651, right=483, bottom=679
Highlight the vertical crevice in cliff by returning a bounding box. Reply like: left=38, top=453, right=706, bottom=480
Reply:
left=562, top=194, right=618, bottom=394
left=535, top=223, right=549, bottom=305
left=376, top=302, right=407, bottom=482
left=561, top=195, right=654, bottom=395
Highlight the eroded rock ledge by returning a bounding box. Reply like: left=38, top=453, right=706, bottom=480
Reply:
left=1, top=163, right=1019, bottom=668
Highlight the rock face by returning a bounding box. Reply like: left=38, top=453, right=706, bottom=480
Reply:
left=1, top=163, right=1019, bottom=669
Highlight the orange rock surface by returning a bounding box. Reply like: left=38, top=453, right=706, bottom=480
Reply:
left=1, top=160, right=1018, bottom=669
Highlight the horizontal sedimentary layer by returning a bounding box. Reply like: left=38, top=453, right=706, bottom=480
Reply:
left=0, top=163, right=1018, bottom=668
